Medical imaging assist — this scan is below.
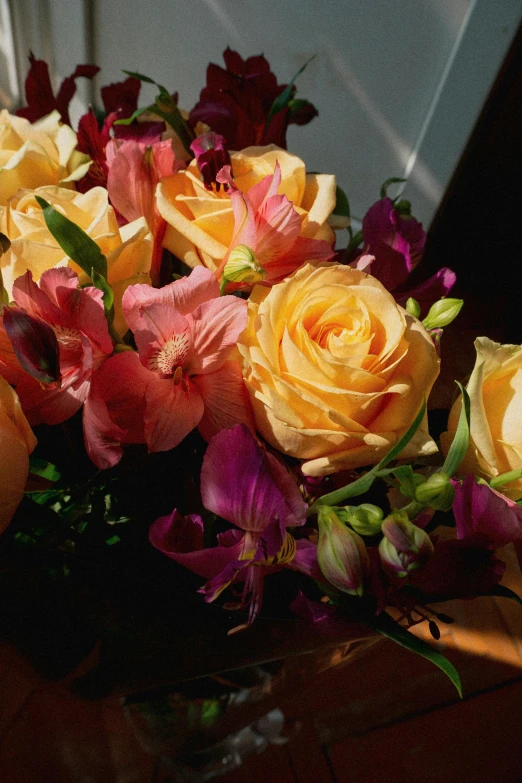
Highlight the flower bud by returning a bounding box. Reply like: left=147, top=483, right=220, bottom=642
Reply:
left=422, top=298, right=463, bottom=330
left=405, top=297, right=421, bottom=319
left=2, top=306, right=60, bottom=385
left=394, top=199, right=412, bottom=216
left=337, top=503, right=384, bottom=536
left=415, top=471, right=455, bottom=511
left=379, top=511, right=433, bottom=577
left=190, top=131, right=231, bottom=191
left=223, top=245, right=267, bottom=285
left=317, top=506, right=369, bottom=595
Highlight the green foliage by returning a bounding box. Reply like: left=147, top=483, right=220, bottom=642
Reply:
left=35, top=197, right=108, bottom=279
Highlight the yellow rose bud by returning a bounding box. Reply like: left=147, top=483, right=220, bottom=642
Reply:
left=156, top=145, right=336, bottom=272
left=0, top=377, right=36, bottom=532
left=0, top=186, right=152, bottom=336
left=0, top=110, right=89, bottom=205
left=441, top=337, right=522, bottom=499
left=239, top=263, right=440, bottom=476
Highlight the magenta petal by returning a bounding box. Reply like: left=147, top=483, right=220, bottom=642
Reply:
left=362, top=197, right=426, bottom=291
left=287, top=539, right=322, bottom=580
left=453, top=474, right=522, bottom=549
left=200, top=424, right=307, bottom=533
left=149, top=509, right=244, bottom=579
left=396, top=267, right=456, bottom=317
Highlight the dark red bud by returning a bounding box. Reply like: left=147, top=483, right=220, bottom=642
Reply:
left=287, top=98, right=318, bottom=126
left=3, top=307, right=60, bottom=385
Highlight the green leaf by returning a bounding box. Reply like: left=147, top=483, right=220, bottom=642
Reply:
left=389, top=464, right=423, bottom=499
left=380, top=177, right=407, bottom=200
left=119, top=70, right=194, bottom=153
left=113, top=107, right=148, bottom=126
left=35, top=197, right=107, bottom=279
left=366, top=610, right=462, bottom=696
left=441, top=383, right=470, bottom=477
left=91, top=269, right=114, bottom=315
left=377, top=397, right=427, bottom=469
left=122, top=69, right=161, bottom=86
left=334, top=185, right=350, bottom=218
left=265, top=55, right=316, bottom=127
left=310, top=400, right=426, bottom=512
left=487, top=584, right=522, bottom=606
left=29, top=455, right=60, bottom=483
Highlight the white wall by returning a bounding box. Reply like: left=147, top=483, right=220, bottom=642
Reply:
left=3, top=0, right=522, bottom=227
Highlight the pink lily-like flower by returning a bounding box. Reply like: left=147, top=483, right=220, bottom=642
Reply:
left=215, top=163, right=334, bottom=291
left=150, top=424, right=320, bottom=628
left=106, top=138, right=182, bottom=285
left=0, top=268, right=113, bottom=425
left=84, top=267, right=251, bottom=469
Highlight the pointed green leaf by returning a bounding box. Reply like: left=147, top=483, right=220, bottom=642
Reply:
left=380, top=177, right=407, bottom=199
left=334, top=185, right=350, bottom=218
left=487, top=584, right=522, bottom=606
left=309, top=400, right=426, bottom=513
left=91, top=269, right=114, bottom=315
left=377, top=398, right=427, bottom=469
left=266, top=55, right=316, bottom=127
left=120, top=70, right=193, bottom=152
left=366, top=610, right=462, bottom=696
left=113, top=106, right=148, bottom=126
left=441, top=383, right=470, bottom=477
left=35, top=197, right=107, bottom=279
left=122, top=69, right=161, bottom=86
left=29, top=456, right=60, bottom=483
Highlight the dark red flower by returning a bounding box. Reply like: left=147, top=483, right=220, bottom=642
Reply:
left=189, top=48, right=317, bottom=150
left=16, top=53, right=99, bottom=126
left=190, top=132, right=231, bottom=190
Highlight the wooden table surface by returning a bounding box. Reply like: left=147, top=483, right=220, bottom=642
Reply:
left=1, top=543, right=522, bottom=782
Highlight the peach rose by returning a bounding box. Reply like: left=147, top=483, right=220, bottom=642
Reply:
left=0, top=110, right=90, bottom=205
left=238, top=263, right=440, bottom=476
left=156, top=145, right=337, bottom=272
left=0, top=377, right=36, bottom=532
left=441, top=337, right=522, bottom=499
left=0, top=185, right=152, bottom=336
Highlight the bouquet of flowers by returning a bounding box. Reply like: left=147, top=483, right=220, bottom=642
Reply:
left=1, top=50, right=521, bottom=702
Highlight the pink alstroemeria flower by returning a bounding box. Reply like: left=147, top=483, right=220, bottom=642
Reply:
left=453, top=474, right=522, bottom=549
left=84, top=267, right=251, bottom=469
left=106, top=138, right=182, bottom=284
left=215, top=163, right=334, bottom=290
left=0, top=268, right=113, bottom=425
left=150, top=424, right=320, bottom=628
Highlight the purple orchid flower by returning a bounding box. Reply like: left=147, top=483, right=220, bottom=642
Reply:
left=453, top=474, right=522, bottom=549
left=356, top=198, right=456, bottom=316
left=149, top=424, right=320, bottom=628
